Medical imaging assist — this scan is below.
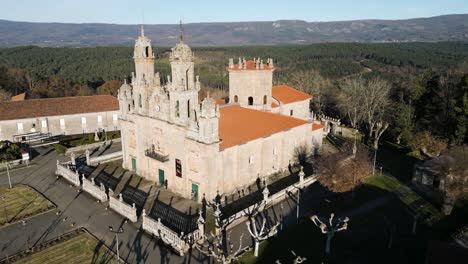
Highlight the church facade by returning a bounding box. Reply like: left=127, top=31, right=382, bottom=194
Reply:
left=118, top=28, right=323, bottom=201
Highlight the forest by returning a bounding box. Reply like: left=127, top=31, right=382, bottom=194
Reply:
left=0, top=42, right=467, bottom=148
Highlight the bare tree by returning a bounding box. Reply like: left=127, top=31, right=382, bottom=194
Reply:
left=411, top=131, right=448, bottom=158
left=361, top=77, right=391, bottom=150
left=311, top=213, right=349, bottom=254
left=338, top=77, right=365, bottom=154
left=315, top=144, right=372, bottom=193
left=246, top=214, right=280, bottom=257
left=286, top=69, right=329, bottom=114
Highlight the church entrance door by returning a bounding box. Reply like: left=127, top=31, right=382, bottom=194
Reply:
left=158, top=169, right=165, bottom=186
left=191, top=183, right=199, bottom=201
left=131, top=158, right=136, bottom=173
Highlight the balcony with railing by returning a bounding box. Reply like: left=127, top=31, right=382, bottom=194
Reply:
left=145, top=145, right=169, bottom=162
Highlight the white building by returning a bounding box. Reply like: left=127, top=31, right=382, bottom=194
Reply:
left=0, top=95, right=120, bottom=141
left=118, top=28, right=323, bottom=201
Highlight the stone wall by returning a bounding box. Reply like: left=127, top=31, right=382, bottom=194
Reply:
left=82, top=177, right=107, bottom=203
left=108, top=191, right=137, bottom=222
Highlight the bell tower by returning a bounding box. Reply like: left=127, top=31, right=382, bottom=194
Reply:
left=133, top=26, right=155, bottom=84
left=167, top=23, right=200, bottom=125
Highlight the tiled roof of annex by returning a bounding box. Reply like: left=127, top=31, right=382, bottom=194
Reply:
left=218, top=104, right=309, bottom=150
left=272, top=85, right=312, bottom=104
left=0, top=95, right=119, bottom=121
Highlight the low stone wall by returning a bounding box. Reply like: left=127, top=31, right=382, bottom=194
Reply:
left=87, top=151, right=122, bottom=166
left=82, top=177, right=108, bottom=203
left=141, top=209, right=191, bottom=256
left=108, top=190, right=137, bottom=223
left=65, top=138, right=121, bottom=155
left=55, top=161, right=80, bottom=186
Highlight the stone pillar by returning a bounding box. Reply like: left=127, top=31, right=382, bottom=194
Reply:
left=299, top=166, right=305, bottom=188
left=85, top=149, right=90, bottom=166
left=70, top=152, right=76, bottom=166
left=213, top=203, right=222, bottom=237
left=262, top=182, right=270, bottom=203
left=197, top=211, right=205, bottom=242
left=119, top=193, right=123, bottom=202
left=94, top=131, right=100, bottom=141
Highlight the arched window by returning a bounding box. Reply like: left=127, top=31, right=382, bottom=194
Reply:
left=145, top=47, right=149, bottom=57
left=248, top=96, right=253, bottom=106
left=176, top=100, right=180, bottom=117
left=263, top=95, right=267, bottom=105
left=187, top=100, right=191, bottom=118
left=234, top=95, right=239, bottom=103
left=128, top=104, right=131, bottom=112
left=139, top=94, right=142, bottom=108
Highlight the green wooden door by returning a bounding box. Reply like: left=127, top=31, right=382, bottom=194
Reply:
left=131, top=158, right=136, bottom=173
left=158, top=169, right=165, bottom=186
left=191, top=183, right=199, bottom=201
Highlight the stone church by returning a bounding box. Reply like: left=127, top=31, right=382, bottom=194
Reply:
left=118, top=27, right=323, bottom=201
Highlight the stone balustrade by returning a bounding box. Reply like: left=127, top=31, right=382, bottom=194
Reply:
left=82, top=176, right=108, bottom=203
left=55, top=160, right=81, bottom=186
left=108, top=190, right=138, bottom=222
left=142, top=209, right=197, bottom=256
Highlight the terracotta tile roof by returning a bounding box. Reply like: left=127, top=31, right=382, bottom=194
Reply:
left=198, top=98, right=226, bottom=105
left=219, top=105, right=308, bottom=150
left=0, top=95, right=119, bottom=121
left=227, top=60, right=274, bottom=71
left=312, top=123, right=325, bottom=131
left=272, top=85, right=312, bottom=104
left=11, top=92, right=26, bottom=101
left=271, top=102, right=279, bottom=108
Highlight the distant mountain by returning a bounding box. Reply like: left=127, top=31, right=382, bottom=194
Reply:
left=0, top=14, right=467, bottom=47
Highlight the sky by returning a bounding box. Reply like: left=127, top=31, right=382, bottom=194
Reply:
left=2, top=0, right=467, bottom=24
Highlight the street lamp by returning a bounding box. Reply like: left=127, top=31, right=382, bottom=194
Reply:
left=6, top=162, right=12, bottom=189
left=22, top=220, right=30, bottom=249
left=0, top=195, right=7, bottom=224
left=109, top=226, right=124, bottom=263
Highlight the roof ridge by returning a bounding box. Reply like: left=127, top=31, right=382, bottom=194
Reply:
left=0, top=94, right=116, bottom=104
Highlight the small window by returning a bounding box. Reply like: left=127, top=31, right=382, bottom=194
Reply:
left=128, top=104, right=131, bottom=112
left=290, top=110, right=294, bottom=116
left=187, top=100, right=190, bottom=118
left=97, top=115, right=102, bottom=123
left=175, top=158, right=182, bottom=178
left=41, top=120, right=47, bottom=128
left=176, top=100, right=180, bottom=117
left=113, top=114, right=118, bottom=121
left=145, top=46, right=149, bottom=57
left=249, top=155, right=254, bottom=164
left=248, top=96, right=253, bottom=106
left=81, top=117, right=87, bottom=124
left=60, top=119, right=65, bottom=128
left=139, top=94, right=142, bottom=108
left=273, top=147, right=277, bottom=155
left=234, top=95, right=239, bottom=103
left=17, top=123, right=23, bottom=131
left=263, top=95, right=267, bottom=105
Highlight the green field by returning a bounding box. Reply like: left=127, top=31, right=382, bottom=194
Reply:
left=0, top=185, right=54, bottom=225
left=14, top=232, right=118, bottom=264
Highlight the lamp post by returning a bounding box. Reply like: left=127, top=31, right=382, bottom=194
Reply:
left=6, top=163, right=12, bottom=189
left=109, top=226, right=124, bottom=263
left=22, top=220, right=30, bottom=249
left=0, top=195, right=7, bottom=224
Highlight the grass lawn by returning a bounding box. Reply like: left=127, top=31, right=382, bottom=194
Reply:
left=0, top=185, right=54, bottom=225
left=14, top=232, right=117, bottom=264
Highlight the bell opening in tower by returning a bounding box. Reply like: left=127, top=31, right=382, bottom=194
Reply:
left=145, top=47, right=149, bottom=58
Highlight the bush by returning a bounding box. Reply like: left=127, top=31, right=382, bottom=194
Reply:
left=52, top=144, right=67, bottom=154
